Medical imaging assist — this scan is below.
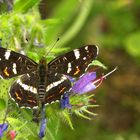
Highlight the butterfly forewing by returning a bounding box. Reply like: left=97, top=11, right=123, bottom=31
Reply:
left=0, top=47, right=37, bottom=79
left=48, top=45, right=98, bottom=77
left=9, top=72, right=71, bottom=108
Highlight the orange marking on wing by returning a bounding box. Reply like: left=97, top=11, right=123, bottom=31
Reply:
left=59, top=87, right=66, bottom=94
left=47, top=95, right=54, bottom=99
left=3, top=67, right=9, bottom=76
left=15, top=92, right=21, bottom=101
left=74, top=66, right=80, bottom=75
left=27, top=100, right=36, bottom=103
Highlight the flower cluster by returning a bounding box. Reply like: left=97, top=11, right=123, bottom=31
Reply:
left=0, top=123, right=16, bottom=140
left=61, top=67, right=117, bottom=109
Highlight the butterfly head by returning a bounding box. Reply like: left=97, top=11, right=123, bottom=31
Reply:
left=39, top=57, right=47, bottom=65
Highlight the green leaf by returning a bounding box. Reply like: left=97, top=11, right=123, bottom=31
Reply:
left=0, top=98, right=6, bottom=110
left=74, top=110, right=91, bottom=120
left=13, top=0, right=40, bottom=13
left=90, top=60, right=107, bottom=69
left=62, top=110, right=74, bottom=130
left=0, top=80, right=12, bottom=99
left=82, top=108, right=98, bottom=116
left=26, top=51, right=40, bottom=62
left=125, top=31, right=140, bottom=59
left=55, top=0, right=94, bottom=48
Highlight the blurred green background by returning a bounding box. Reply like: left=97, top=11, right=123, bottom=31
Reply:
left=0, top=0, right=140, bottom=140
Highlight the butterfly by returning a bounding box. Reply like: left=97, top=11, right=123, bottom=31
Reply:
left=0, top=45, right=98, bottom=108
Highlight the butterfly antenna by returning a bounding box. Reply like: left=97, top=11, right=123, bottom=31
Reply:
left=45, top=38, right=60, bottom=56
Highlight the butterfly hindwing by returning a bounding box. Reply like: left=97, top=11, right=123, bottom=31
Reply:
left=0, top=47, right=37, bottom=79
left=9, top=72, right=38, bottom=108
left=9, top=72, right=71, bottom=108
left=45, top=74, right=71, bottom=104
left=48, top=45, right=98, bottom=77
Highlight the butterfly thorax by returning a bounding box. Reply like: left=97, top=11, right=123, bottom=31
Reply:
left=37, top=58, right=48, bottom=104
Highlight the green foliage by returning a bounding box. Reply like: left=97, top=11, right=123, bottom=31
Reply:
left=90, top=60, right=107, bottom=70
left=0, top=0, right=99, bottom=139
left=0, top=0, right=139, bottom=140
left=13, top=0, right=40, bottom=13
left=0, top=98, right=6, bottom=110
left=124, top=32, right=140, bottom=61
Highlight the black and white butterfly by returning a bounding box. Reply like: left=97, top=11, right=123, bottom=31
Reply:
left=0, top=45, right=98, bottom=109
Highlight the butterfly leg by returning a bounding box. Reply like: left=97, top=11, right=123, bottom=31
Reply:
left=60, top=92, right=72, bottom=109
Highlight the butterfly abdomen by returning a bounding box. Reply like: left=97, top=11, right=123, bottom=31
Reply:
left=38, top=58, right=47, bottom=103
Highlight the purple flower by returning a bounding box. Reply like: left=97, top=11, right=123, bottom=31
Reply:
left=71, top=72, right=97, bottom=94
left=60, top=93, right=72, bottom=109
left=60, top=73, right=97, bottom=109
left=0, top=123, right=8, bottom=137
left=39, top=118, right=47, bottom=138
left=39, top=106, right=47, bottom=138
left=71, top=67, right=117, bottom=94
left=61, top=67, right=117, bottom=109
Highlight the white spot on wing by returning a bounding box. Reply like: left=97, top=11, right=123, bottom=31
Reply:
left=27, top=74, right=30, bottom=77
left=9, top=93, right=15, bottom=102
left=63, top=57, right=67, bottom=60
left=4, top=50, right=11, bottom=60
left=96, top=45, right=99, bottom=55
left=54, top=73, right=58, bottom=76
left=85, top=46, right=89, bottom=53
left=16, top=103, right=20, bottom=107
left=20, top=106, right=26, bottom=109
left=85, top=46, right=88, bottom=50
left=67, top=62, right=72, bottom=73
left=55, top=100, right=59, bottom=103
left=33, top=106, right=38, bottom=109
left=83, top=57, right=86, bottom=60
left=24, top=106, right=31, bottom=109
left=29, top=86, right=37, bottom=94
left=51, top=101, right=54, bottom=104
left=17, top=79, right=37, bottom=94
left=74, top=49, right=80, bottom=59
left=46, top=75, right=67, bottom=92
left=13, top=63, right=17, bottom=74
left=45, top=103, right=49, bottom=106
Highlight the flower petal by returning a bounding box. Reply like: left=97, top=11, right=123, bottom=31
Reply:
left=39, top=118, right=47, bottom=138
left=7, top=130, right=16, bottom=140
left=72, top=72, right=96, bottom=93
left=39, top=106, right=47, bottom=138
left=60, top=93, right=71, bottom=109
left=0, top=123, right=8, bottom=137
left=76, top=83, right=96, bottom=94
